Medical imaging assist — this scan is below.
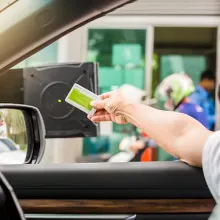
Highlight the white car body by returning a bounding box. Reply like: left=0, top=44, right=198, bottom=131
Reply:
left=0, top=137, right=26, bottom=164
left=0, top=150, right=26, bottom=164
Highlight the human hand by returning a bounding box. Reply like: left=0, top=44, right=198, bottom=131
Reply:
left=119, top=136, right=137, bottom=151
left=87, top=90, right=131, bottom=124
left=130, top=140, right=145, bottom=153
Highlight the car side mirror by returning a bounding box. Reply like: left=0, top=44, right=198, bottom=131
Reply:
left=0, top=104, right=45, bottom=164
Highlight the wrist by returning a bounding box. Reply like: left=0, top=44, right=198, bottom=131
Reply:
left=119, top=101, right=138, bottom=123
left=123, top=101, right=136, bottom=112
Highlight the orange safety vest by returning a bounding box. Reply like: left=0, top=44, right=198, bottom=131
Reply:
left=139, top=131, right=157, bottom=162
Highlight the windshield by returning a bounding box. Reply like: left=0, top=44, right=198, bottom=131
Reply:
left=1, top=0, right=217, bottom=164
left=0, top=0, right=17, bottom=13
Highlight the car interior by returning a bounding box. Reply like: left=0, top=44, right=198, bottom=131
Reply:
left=0, top=0, right=218, bottom=220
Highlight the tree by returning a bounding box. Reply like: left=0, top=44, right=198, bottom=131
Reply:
left=3, top=109, right=27, bottom=150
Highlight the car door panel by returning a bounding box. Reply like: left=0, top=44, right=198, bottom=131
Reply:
left=0, top=162, right=212, bottom=199
left=0, top=161, right=215, bottom=219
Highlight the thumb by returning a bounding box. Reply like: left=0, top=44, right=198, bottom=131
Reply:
left=90, top=99, right=107, bottom=110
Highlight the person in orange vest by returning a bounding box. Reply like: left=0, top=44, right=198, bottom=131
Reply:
left=128, top=128, right=157, bottom=162
left=115, top=125, right=157, bottom=162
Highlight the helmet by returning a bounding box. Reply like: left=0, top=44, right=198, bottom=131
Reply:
left=155, top=73, right=195, bottom=110
left=120, top=84, right=147, bottom=103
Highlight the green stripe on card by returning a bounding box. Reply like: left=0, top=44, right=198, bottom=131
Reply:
left=68, top=88, right=93, bottom=111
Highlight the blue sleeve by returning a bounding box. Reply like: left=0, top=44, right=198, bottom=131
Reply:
left=190, top=92, right=203, bottom=107
left=207, top=103, right=216, bottom=129
left=190, top=93, right=216, bottom=130
left=205, top=98, right=215, bottom=129
left=178, top=105, right=192, bottom=116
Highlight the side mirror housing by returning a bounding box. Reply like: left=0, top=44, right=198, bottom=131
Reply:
left=0, top=104, right=45, bottom=164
